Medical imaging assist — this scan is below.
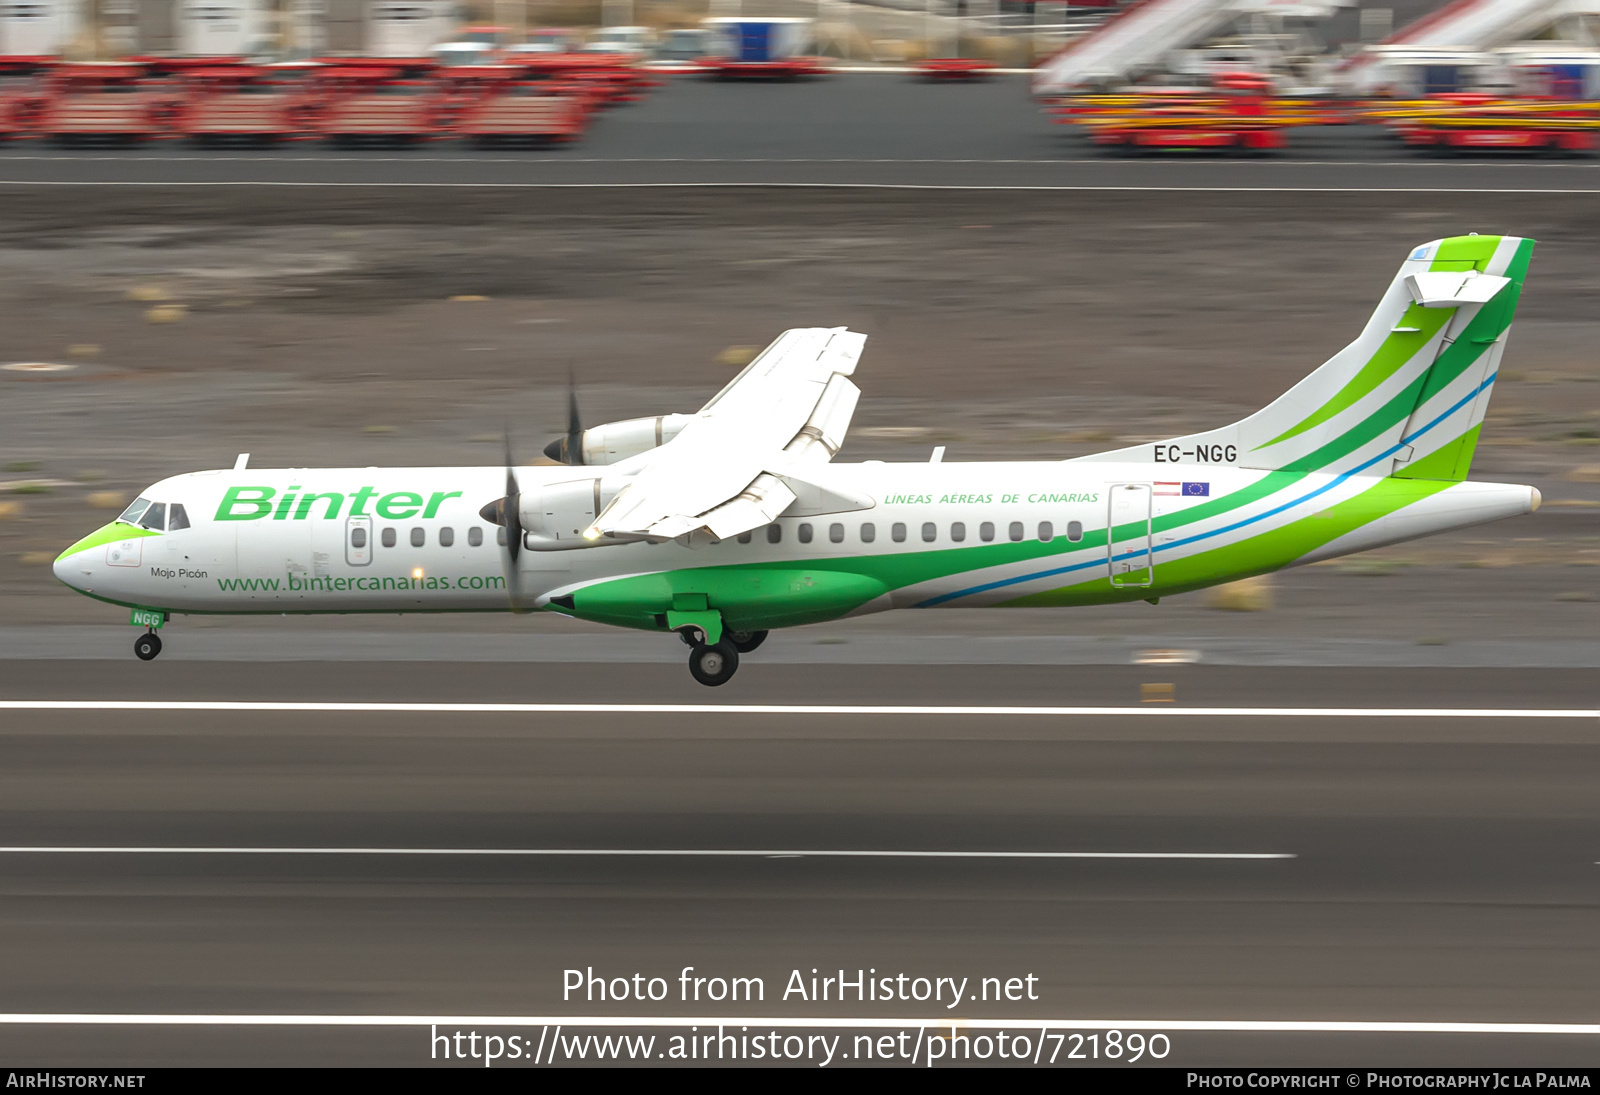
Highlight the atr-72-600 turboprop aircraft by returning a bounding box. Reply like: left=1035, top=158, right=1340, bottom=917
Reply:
left=55, top=235, right=1540, bottom=685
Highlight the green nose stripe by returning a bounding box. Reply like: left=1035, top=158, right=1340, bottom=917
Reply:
left=57, top=522, right=160, bottom=563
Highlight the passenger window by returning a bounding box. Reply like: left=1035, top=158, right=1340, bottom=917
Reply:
left=439, top=527, right=454, bottom=547
left=738, top=531, right=752, bottom=544
left=979, top=521, right=994, bottom=542
left=798, top=523, right=813, bottom=544
left=1067, top=520, right=1083, bottom=542
left=351, top=527, right=368, bottom=549
left=1009, top=521, right=1024, bottom=542
left=496, top=527, right=506, bottom=547
left=861, top=522, right=875, bottom=543
left=382, top=528, right=397, bottom=548
left=468, top=526, right=483, bottom=547
left=921, top=522, right=936, bottom=543
left=891, top=522, right=906, bottom=543
left=950, top=521, right=966, bottom=543
left=1038, top=521, right=1054, bottom=542
left=766, top=524, right=781, bottom=544
left=118, top=498, right=151, bottom=525
left=167, top=503, right=190, bottom=531
left=139, top=502, right=166, bottom=531
left=410, top=527, right=425, bottom=547
left=829, top=522, right=844, bottom=543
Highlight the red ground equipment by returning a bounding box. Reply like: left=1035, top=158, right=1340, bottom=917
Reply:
left=1369, top=92, right=1598, bottom=153
left=311, top=64, right=447, bottom=144
left=0, top=74, right=45, bottom=142
left=1050, top=72, right=1328, bottom=152
left=519, top=51, right=655, bottom=106
left=179, top=64, right=312, bottom=145
left=39, top=63, right=180, bottom=144
left=438, top=65, right=588, bottom=145
left=916, top=57, right=996, bottom=81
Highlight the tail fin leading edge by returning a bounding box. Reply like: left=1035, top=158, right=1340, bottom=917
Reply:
left=1074, top=235, right=1533, bottom=481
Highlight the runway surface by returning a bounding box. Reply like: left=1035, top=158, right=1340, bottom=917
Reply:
left=3, top=75, right=1598, bottom=190
left=7, top=626, right=1600, bottom=668
left=0, top=663, right=1595, bottom=1065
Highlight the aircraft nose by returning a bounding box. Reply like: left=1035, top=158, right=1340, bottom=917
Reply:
left=53, top=548, right=82, bottom=589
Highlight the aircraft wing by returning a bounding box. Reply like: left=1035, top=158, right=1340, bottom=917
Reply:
left=592, top=327, right=866, bottom=542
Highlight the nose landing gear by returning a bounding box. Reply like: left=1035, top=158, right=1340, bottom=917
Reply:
left=133, top=631, right=163, bottom=661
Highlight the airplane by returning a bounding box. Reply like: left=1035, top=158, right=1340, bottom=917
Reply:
left=54, top=233, right=1540, bottom=686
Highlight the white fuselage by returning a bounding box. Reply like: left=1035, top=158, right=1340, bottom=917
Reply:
left=56, top=460, right=1536, bottom=618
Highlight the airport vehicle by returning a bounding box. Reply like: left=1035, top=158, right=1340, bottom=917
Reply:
left=433, top=25, right=510, bottom=66
left=38, top=63, right=180, bottom=144
left=1374, top=91, right=1598, bottom=151
left=917, top=57, right=995, bottom=81
left=178, top=64, right=309, bottom=144
left=584, top=26, right=654, bottom=57
left=697, top=17, right=824, bottom=78
left=442, top=65, right=588, bottom=144
left=655, top=29, right=709, bottom=63
left=55, top=235, right=1541, bottom=685
left=510, top=28, right=582, bottom=56
left=1059, top=71, right=1306, bottom=150
left=310, top=64, right=445, bottom=144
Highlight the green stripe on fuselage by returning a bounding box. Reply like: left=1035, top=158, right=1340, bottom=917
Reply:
left=1001, top=476, right=1455, bottom=608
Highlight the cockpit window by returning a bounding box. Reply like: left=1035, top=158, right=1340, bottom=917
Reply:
left=167, top=503, right=190, bottom=531
left=139, top=502, right=167, bottom=531
left=119, top=498, right=151, bottom=525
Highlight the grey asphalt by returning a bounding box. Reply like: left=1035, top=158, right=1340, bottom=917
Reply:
left=7, top=626, right=1600, bottom=668
left=2, top=74, right=1598, bottom=189
left=0, top=664, right=1595, bottom=1066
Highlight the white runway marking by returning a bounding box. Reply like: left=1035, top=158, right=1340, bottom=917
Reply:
left=1, top=700, right=1593, bottom=717
left=0, top=1014, right=1592, bottom=1034
left=0, top=847, right=1293, bottom=860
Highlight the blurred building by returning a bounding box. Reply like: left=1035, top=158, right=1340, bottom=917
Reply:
left=0, top=1, right=469, bottom=59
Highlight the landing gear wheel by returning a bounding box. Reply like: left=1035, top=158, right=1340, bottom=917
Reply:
left=688, top=640, right=739, bottom=687
left=727, top=629, right=768, bottom=654
left=678, top=627, right=705, bottom=647
left=133, top=632, right=162, bottom=661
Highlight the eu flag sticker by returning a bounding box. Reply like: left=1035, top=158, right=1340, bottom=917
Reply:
left=1182, top=482, right=1210, bottom=497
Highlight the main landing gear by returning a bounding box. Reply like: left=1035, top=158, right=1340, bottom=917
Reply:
left=727, top=630, right=768, bottom=654
left=678, top=628, right=768, bottom=686
left=688, top=639, right=739, bottom=687
left=133, top=631, right=163, bottom=661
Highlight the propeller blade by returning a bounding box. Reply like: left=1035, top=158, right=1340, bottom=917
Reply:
left=502, top=429, right=526, bottom=613
left=542, top=371, right=586, bottom=464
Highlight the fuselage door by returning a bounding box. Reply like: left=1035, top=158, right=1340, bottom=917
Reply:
left=1108, top=483, right=1154, bottom=588
left=346, top=515, right=372, bottom=566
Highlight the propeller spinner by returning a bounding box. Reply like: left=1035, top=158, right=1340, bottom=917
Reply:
left=542, top=373, right=585, bottom=465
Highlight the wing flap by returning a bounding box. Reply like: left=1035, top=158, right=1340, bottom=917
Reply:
left=593, top=327, right=867, bottom=539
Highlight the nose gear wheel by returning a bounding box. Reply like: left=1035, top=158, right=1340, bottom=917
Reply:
left=133, top=632, right=162, bottom=661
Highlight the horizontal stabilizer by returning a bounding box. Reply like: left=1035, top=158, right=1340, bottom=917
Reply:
left=1405, top=271, right=1509, bottom=308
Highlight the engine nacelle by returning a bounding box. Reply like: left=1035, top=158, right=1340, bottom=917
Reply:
left=544, top=414, right=692, bottom=466
left=519, top=475, right=625, bottom=550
